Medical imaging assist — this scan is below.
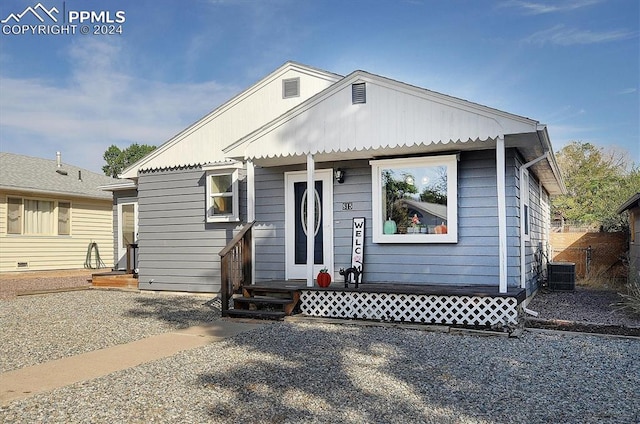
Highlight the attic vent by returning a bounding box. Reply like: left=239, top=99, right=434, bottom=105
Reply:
left=282, top=77, right=300, bottom=99
left=352, top=83, right=366, bottom=104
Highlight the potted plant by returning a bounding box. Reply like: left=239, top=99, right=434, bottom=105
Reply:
left=317, top=268, right=332, bottom=287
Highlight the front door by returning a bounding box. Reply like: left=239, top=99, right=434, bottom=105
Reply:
left=285, top=170, right=333, bottom=280
left=117, top=201, right=138, bottom=271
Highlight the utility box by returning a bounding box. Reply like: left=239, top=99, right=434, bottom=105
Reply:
left=548, top=262, right=576, bottom=291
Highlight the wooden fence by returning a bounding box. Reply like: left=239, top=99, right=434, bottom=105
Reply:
left=549, top=231, right=627, bottom=280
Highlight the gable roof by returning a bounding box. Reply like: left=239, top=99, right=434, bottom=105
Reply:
left=223, top=69, right=565, bottom=195
left=0, top=152, right=116, bottom=200
left=224, top=70, right=541, bottom=160
left=118, top=61, right=342, bottom=179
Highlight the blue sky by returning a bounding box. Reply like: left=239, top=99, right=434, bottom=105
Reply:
left=1, top=0, right=638, bottom=174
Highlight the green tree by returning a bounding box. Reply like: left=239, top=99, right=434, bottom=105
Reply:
left=552, top=141, right=638, bottom=231
left=102, top=143, right=156, bottom=178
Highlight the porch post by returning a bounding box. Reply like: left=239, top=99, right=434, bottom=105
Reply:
left=247, top=159, right=255, bottom=222
left=497, top=136, right=507, bottom=293
left=306, top=154, right=315, bottom=287
left=247, top=159, right=256, bottom=285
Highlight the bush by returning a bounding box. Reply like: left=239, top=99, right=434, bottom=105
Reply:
left=614, top=264, right=640, bottom=316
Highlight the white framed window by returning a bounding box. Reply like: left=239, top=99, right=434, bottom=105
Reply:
left=204, top=163, right=241, bottom=223
left=371, top=155, right=458, bottom=243
left=6, top=197, right=71, bottom=235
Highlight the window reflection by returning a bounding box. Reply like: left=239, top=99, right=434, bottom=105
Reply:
left=382, top=165, right=448, bottom=235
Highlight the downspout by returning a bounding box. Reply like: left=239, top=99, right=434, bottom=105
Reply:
left=519, top=152, right=550, bottom=290
left=306, top=154, right=315, bottom=287
left=247, top=159, right=256, bottom=285
left=496, top=136, right=508, bottom=293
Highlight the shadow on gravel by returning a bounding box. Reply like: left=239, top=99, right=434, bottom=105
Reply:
left=124, top=296, right=221, bottom=328
left=195, top=322, right=640, bottom=423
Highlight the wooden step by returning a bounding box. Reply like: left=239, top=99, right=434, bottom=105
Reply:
left=243, top=286, right=298, bottom=297
left=226, top=309, right=286, bottom=320
left=234, top=296, right=293, bottom=307
left=91, top=273, right=138, bottom=289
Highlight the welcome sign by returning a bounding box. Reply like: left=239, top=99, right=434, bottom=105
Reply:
left=351, top=217, right=365, bottom=273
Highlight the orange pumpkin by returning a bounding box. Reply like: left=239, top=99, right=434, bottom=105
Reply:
left=317, top=270, right=332, bottom=288
left=435, top=224, right=448, bottom=234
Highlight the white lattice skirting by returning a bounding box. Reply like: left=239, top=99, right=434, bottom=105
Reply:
left=299, top=291, right=519, bottom=326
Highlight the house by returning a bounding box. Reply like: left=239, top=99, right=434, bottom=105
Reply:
left=0, top=152, right=117, bottom=272
left=618, top=192, right=640, bottom=280
left=105, top=62, right=565, bottom=328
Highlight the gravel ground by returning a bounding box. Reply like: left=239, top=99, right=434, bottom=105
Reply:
left=1, top=277, right=639, bottom=423
left=0, top=290, right=220, bottom=373
left=526, top=285, right=640, bottom=327
left=1, top=321, right=638, bottom=423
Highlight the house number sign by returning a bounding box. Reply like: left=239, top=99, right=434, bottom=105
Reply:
left=342, top=202, right=353, bottom=210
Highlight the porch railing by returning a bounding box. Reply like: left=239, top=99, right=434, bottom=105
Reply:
left=126, top=243, right=138, bottom=275
left=218, top=221, right=255, bottom=316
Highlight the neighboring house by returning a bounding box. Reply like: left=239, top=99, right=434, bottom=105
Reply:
left=105, top=61, right=565, bottom=327
left=0, top=152, right=116, bottom=272
left=618, top=193, right=640, bottom=279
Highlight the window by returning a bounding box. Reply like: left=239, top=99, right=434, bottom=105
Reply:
left=58, top=202, right=71, bottom=235
left=5, top=197, right=71, bottom=235
left=205, top=165, right=241, bottom=222
left=371, top=155, right=458, bottom=243
left=7, top=197, right=22, bottom=234
left=24, top=199, right=54, bottom=234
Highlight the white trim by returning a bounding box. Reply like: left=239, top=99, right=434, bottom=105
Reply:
left=246, top=160, right=255, bottom=222
left=370, top=155, right=458, bottom=243
left=284, top=169, right=334, bottom=281
left=117, top=201, right=138, bottom=270
left=247, top=160, right=256, bottom=285
left=496, top=136, right=507, bottom=293
left=306, top=155, right=315, bottom=287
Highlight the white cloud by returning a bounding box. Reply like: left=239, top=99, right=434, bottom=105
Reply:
left=0, top=38, right=238, bottom=173
left=617, top=88, right=638, bottom=95
left=501, top=0, right=601, bottom=15
left=524, top=24, right=636, bottom=46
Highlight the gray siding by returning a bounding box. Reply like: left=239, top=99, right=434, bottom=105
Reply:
left=518, top=152, right=552, bottom=296
left=136, top=166, right=246, bottom=293
left=254, top=150, right=523, bottom=287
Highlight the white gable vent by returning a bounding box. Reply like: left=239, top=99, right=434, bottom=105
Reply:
left=352, top=82, right=366, bottom=104
left=282, top=77, right=300, bottom=99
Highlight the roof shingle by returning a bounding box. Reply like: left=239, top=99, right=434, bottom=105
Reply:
left=0, top=152, right=117, bottom=200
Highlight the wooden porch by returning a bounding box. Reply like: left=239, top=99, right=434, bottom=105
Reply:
left=219, top=222, right=527, bottom=328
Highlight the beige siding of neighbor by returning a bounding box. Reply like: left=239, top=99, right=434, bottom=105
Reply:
left=0, top=190, right=114, bottom=272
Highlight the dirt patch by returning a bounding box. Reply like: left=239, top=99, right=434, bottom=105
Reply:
left=0, top=269, right=104, bottom=300
left=525, top=285, right=640, bottom=336
left=526, top=318, right=640, bottom=337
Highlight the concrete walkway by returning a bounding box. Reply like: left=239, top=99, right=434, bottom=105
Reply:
left=0, top=319, right=266, bottom=406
